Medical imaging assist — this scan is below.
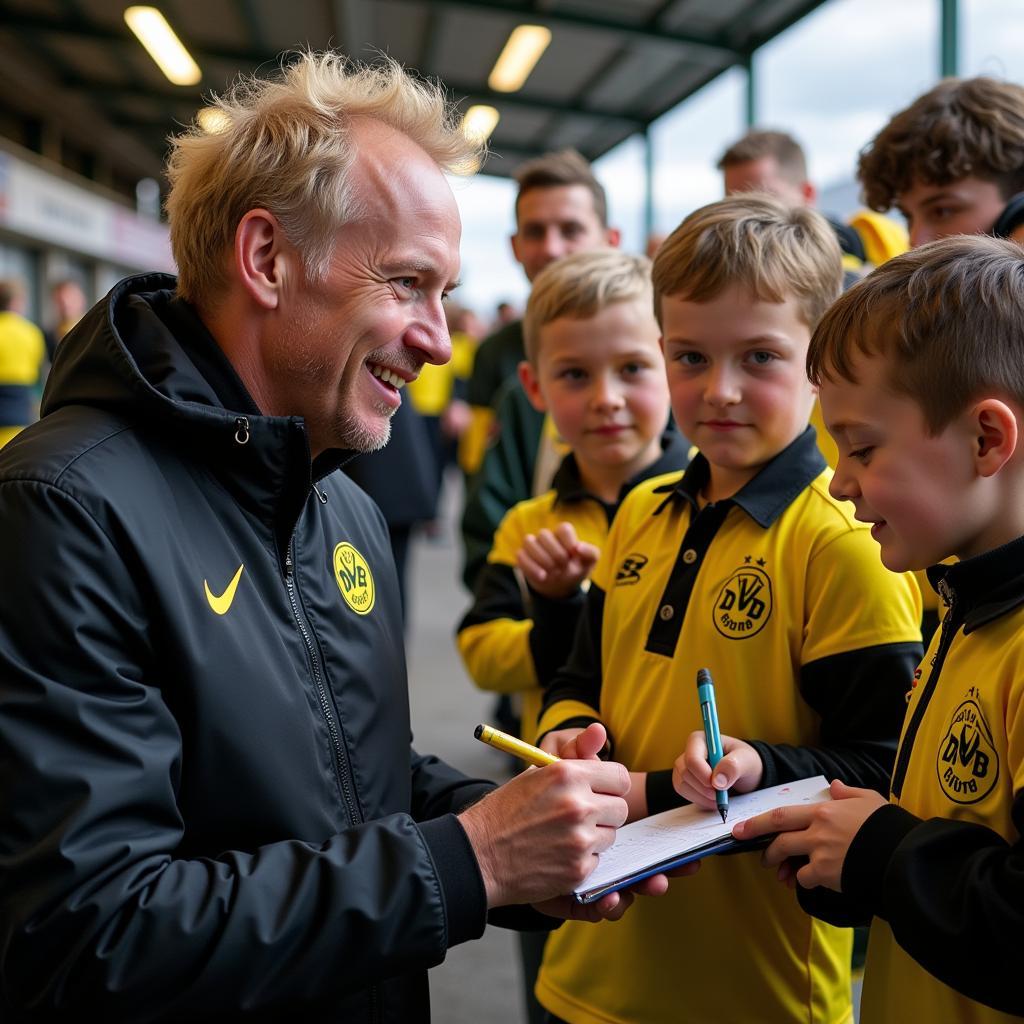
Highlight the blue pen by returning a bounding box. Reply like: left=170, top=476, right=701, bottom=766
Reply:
left=696, top=667, right=729, bottom=823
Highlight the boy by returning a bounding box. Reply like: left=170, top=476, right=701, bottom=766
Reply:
left=858, top=76, right=1024, bottom=247
left=457, top=248, right=687, bottom=1024
left=856, top=75, right=1024, bottom=644
left=737, top=235, right=1024, bottom=1021
left=534, top=195, right=923, bottom=1024
left=457, top=249, right=686, bottom=749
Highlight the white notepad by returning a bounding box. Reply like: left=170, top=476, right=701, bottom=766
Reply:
left=573, top=775, right=831, bottom=903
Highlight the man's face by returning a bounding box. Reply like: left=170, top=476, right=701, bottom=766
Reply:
left=521, top=300, right=669, bottom=489
left=511, top=185, right=614, bottom=282
left=660, top=284, right=816, bottom=501
left=723, top=156, right=813, bottom=208
left=821, top=351, right=982, bottom=571
left=897, top=175, right=1008, bottom=247
left=271, top=122, right=461, bottom=456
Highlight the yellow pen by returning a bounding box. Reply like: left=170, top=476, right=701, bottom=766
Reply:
left=474, top=723, right=560, bottom=767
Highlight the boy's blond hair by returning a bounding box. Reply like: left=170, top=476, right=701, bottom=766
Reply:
left=652, top=194, right=842, bottom=329
left=522, top=250, right=653, bottom=365
left=858, top=77, right=1024, bottom=213
left=166, top=52, right=479, bottom=306
left=808, top=234, right=1024, bottom=432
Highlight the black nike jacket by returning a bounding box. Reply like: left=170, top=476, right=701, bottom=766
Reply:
left=0, top=274, right=527, bottom=1021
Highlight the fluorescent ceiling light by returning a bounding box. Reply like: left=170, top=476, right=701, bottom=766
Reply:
left=124, top=6, right=202, bottom=86
left=488, top=25, right=551, bottom=92
left=462, top=105, right=500, bottom=144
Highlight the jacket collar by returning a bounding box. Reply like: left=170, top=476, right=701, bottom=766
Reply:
left=551, top=427, right=691, bottom=513
left=651, top=425, right=825, bottom=527
left=927, top=535, right=1024, bottom=634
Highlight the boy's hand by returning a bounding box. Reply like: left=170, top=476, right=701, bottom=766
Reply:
left=539, top=722, right=603, bottom=759
left=517, top=523, right=600, bottom=599
left=673, top=731, right=763, bottom=807
left=731, top=779, right=887, bottom=891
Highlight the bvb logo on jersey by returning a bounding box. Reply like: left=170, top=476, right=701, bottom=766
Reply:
left=936, top=697, right=999, bottom=804
left=713, top=559, right=772, bottom=639
left=334, top=542, right=375, bottom=615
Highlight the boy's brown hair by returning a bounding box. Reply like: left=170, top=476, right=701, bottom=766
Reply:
left=522, top=250, right=653, bottom=365
left=808, top=235, right=1024, bottom=432
left=652, top=194, right=842, bottom=329
left=717, top=129, right=808, bottom=184
left=858, top=77, right=1024, bottom=213
left=514, top=148, right=608, bottom=228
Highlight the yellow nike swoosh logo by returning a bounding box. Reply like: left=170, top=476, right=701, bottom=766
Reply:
left=204, top=564, right=245, bottom=615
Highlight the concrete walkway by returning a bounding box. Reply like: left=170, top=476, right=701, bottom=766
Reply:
left=405, top=479, right=523, bottom=1024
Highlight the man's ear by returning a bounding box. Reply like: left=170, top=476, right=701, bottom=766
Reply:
left=235, top=209, right=295, bottom=310
left=518, top=359, right=547, bottom=413
left=801, top=180, right=818, bottom=206
left=605, top=227, right=622, bottom=250
left=509, top=232, right=523, bottom=267
left=972, top=398, right=1019, bottom=477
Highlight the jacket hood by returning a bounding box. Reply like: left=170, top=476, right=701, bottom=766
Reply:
left=41, top=273, right=349, bottom=553
left=44, top=273, right=249, bottom=432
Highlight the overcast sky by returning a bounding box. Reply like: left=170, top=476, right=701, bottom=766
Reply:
left=449, top=0, right=1024, bottom=322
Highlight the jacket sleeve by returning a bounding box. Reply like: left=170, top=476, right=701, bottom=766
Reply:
left=838, top=797, right=1024, bottom=1014
left=456, top=509, right=587, bottom=695
left=749, top=642, right=922, bottom=793
left=457, top=508, right=538, bottom=695
left=0, top=480, right=487, bottom=1017
left=749, top=526, right=922, bottom=793
left=535, top=584, right=607, bottom=744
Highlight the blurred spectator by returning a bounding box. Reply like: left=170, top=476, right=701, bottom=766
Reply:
left=44, top=279, right=88, bottom=360
left=0, top=279, right=46, bottom=448
left=493, top=300, right=519, bottom=330
left=718, top=128, right=909, bottom=274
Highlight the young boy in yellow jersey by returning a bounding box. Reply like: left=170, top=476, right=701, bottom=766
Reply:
left=737, top=235, right=1024, bottom=1022
left=534, top=195, right=923, bottom=1024
left=457, top=249, right=688, bottom=1024
left=457, top=249, right=687, bottom=746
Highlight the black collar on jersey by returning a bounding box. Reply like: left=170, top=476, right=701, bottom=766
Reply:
left=927, top=533, right=1024, bottom=634
left=551, top=427, right=691, bottom=515
left=651, top=425, right=825, bottom=528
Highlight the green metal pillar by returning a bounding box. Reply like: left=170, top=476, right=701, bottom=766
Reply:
left=745, top=54, right=757, bottom=127
left=643, top=127, right=655, bottom=242
left=940, top=0, right=959, bottom=77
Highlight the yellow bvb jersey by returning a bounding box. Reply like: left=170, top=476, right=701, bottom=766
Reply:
left=457, top=439, right=688, bottom=740
left=535, top=429, right=922, bottom=1024
left=857, top=553, right=1024, bottom=1024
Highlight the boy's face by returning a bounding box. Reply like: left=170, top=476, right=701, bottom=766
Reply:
left=521, top=300, right=669, bottom=483
left=897, top=175, right=1007, bottom=247
left=820, top=351, right=982, bottom=571
left=660, top=284, right=815, bottom=500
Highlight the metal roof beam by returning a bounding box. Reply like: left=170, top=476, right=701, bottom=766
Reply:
left=433, top=1, right=741, bottom=62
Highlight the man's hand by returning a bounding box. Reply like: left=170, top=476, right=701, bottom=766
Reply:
left=516, top=523, right=600, bottom=599
left=533, top=873, right=670, bottom=923
left=459, top=726, right=630, bottom=907
left=673, top=731, right=763, bottom=808
left=731, top=779, right=887, bottom=891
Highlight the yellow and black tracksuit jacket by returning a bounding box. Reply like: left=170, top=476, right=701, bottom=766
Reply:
left=457, top=433, right=690, bottom=741
left=818, top=543, right=1024, bottom=1022
left=534, top=427, right=923, bottom=1024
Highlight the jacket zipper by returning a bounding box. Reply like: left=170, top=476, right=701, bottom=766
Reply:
left=891, top=577, right=958, bottom=799
left=284, top=540, right=360, bottom=826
